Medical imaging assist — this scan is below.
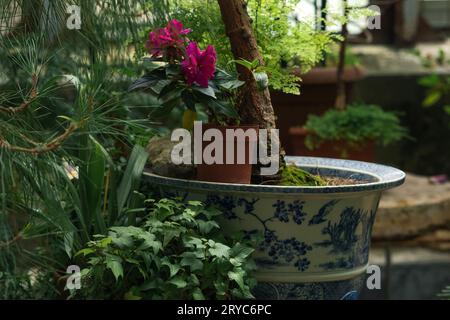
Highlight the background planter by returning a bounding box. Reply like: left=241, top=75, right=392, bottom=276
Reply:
left=271, top=67, right=365, bottom=155
left=288, top=127, right=376, bottom=162
left=144, top=156, right=405, bottom=300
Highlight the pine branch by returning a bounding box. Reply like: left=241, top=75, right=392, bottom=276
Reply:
left=0, top=122, right=79, bottom=154
left=0, top=74, right=39, bottom=115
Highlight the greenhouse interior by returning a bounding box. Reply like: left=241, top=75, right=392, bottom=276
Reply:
left=0, top=0, right=449, bottom=305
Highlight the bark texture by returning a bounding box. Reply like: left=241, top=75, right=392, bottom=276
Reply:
left=217, top=0, right=276, bottom=129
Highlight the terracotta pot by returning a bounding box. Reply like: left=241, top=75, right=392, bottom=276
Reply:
left=271, top=66, right=366, bottom=155
left=196, top=124, right=259, bottom=184
left=288, top=127, right=376, bottom=162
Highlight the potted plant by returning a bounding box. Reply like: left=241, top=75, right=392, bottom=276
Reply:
left=141, top=1, right=405, bottom=300
left=269, top=0, right=368, bottom=154
left=289, top=103, right=408, bottom=161
left=129, top=19, right=259, bottom=184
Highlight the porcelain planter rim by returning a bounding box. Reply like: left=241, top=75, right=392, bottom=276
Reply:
left=143, top=156, right=405, bottom=195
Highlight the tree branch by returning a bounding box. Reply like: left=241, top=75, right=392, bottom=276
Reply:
left=0, top=74, right=39, bottom=115
left=0, top=122, right=79, bottom=154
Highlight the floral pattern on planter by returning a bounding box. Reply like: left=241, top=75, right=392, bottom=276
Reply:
left=205, top=194, right=313, bottom=272
left=253, top=274, right=366, bottom=300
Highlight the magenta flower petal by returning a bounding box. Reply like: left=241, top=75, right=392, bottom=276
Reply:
left=181, top=42, right=217, bottom=88
left=146, top=20, right=191, bottom=58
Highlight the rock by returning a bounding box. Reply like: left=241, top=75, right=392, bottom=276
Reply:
left=373, top=173, right=450, bottom=240
left=146, top=135, right=195, bottom=179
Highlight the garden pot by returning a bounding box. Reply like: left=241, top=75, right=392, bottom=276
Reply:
left=144, top=156, right=405, bottom=300
left=288, top=127, right=376, bottom=162
left=271, top=66, right=365, bottom=155
left=196, top=124, right=258, bottom=184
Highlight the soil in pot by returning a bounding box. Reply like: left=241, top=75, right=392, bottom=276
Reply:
left=196, top=124, right=259, bottom=184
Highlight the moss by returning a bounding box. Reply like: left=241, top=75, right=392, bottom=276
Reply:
left=280, top=165, right=327, bottom=187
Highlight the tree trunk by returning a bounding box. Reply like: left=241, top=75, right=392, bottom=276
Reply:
left=217, top=0, right=276, bottom=130
left=335, top=0, right=348, bottom=110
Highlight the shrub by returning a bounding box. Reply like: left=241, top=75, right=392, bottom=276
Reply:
left=304, top=104, right=408, bottom=150
left=73, top=198, right=257, bottom=300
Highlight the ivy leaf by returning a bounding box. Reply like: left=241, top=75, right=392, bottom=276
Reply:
left=124, top=288, right=142, bottom=300
left=208, top=242, right=230, bottom=259
left=137, top=233, right=162, bottom=254
left=161, top=257, right=181, bottom=278
left=180, top=252, right=204, bottom=271
left=228, top=269, right=245, bottom=289
left=168, top=276, right=188, bottom=288
left=229, top=244, right=254, bottom=263
left=197, top=220, right=219, bottom=235
left=192, top=287, right=205, bottom=300
left=106, top=255, right=123, bottom=281
left=110, top=232, right=134, bottom=249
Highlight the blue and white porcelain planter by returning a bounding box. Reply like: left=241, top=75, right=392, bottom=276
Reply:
left=144, top=156, right=405, bottom=300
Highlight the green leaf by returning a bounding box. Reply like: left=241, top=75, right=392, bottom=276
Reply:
left=142, top=58, right=167, bottom=73
left=193, top=85, right=216, bottom=99
left=208, top=242, right=230, bottom=258
left=161, top=258, right=181, bottom=278
left=181, top=89, right=197, bottom=111
left=75, top=248, right=95, bottom=257
left=230, top=243, right=254, bottom=262
left=180, top=252, right=204, bottom=271
left=418, top=74, right=439, bottom=87
left=208, top=99, right=239, bottom=119
left=124, top=290, right=142, bottom=300
left=106, top=255, right=123, bottom=281
left=168, top=276, right=187, bottom=288
left=197, top=220, right=219, bottom=235
left=232, top=58, right=259, bottom=70
left=138, top=233, right=162, bottom=254
left=110, top=232, right=134, bottom=248
left=116, top=145, right=149, bottom=215
left=217, top=79, right=245, bottom=91
left=423, top=91, right=442, bottom=107
left=444, top=105, right=450, bottom=115
left=254, top=72, right=269, bottom=90
left=128, top=74, right=159, bottom=92
left=228, top=269, right=245, bottom=289
left=192, top=287, right=205, bottom=300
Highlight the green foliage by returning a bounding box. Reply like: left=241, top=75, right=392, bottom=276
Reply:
left=73, top=198, right=257, bottom=300
left=0, top=270, right=59, bottom=299
left=129, top=59, right=244, bottom=125
left=280, top=165, right=326, bottom=187
left=304, top=104, right=408, bottom=150
left=168, top=0, right=335, bottom=95
left=0, top=0, right=161, bottom=281
left=419, top=75, right=450, bottom=119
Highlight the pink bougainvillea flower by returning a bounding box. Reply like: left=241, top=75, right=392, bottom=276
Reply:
left=145, top=19, right=191, bottom=58
left=181, top=42, right=217, bottom=88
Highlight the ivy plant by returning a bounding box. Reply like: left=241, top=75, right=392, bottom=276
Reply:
left=73, top=198, right=258, bottom=300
